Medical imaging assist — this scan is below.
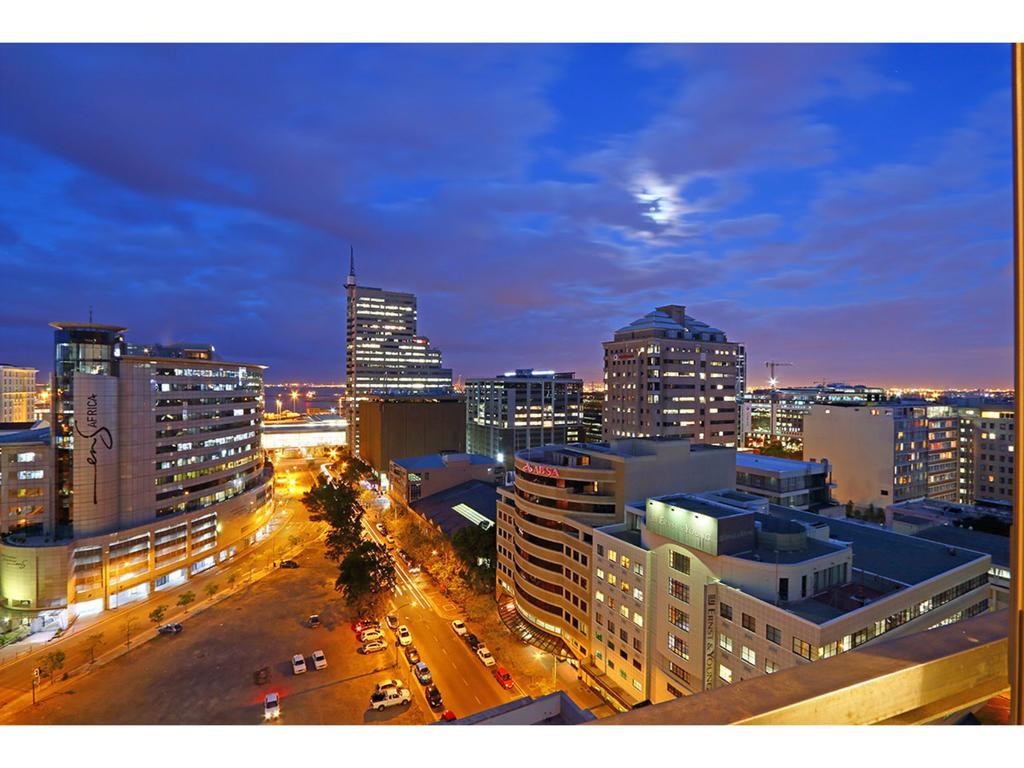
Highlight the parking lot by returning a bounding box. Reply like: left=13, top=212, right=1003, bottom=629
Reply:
left=3, top=543, right=427, bottom=725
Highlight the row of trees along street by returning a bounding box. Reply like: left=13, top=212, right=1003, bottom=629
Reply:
left=302, top=455, right=396, bottom=617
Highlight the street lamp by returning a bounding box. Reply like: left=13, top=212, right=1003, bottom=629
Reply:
left=276, top=398, right=282, bottom=415
left=289, top=391, right=299, bottom=412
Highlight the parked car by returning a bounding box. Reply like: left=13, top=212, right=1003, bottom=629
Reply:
left=359, top=628, right=384, bottom=643
left=369, top=687, right=411, bottom=711
left=311, top=650, right=327, bottom=670
left=412, top=661, right=432, bottom=685
left=464, top=633, right=480, bottom=651
left=279, top=560, right=299, bottom=569
left=440, top=709, right=457, bottom=722
left=308, top=614, right=321, bottom=628
left=493, top=666, right=514, bottom=689
left=425, top=684, right=443, bottom=709
left=476, top=646, right=496, bottom=667
left=386, top=614, right=399, bottom=630
left=396, top=625, right=413, bottom=646
left=385, top=534, right=395, bottom=546
left=263, top=692, right=280, bottom=720
left=375, top=678, right=404, bottom=692
left=451, top=619, right=467, bottom=636
left=352, top=618, right=379, bottom=633
left=157, top=623, right=183, bottom=635
left=359, top=639, right=388, bottom=655
left=375, top=522, right=386, bottom=534
left=404, top=645, right=421, bottom=664
left=291, top=654, right=307, bottom=675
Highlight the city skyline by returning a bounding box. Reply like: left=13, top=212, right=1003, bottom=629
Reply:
left=0, top=44, right=1013, bottom=389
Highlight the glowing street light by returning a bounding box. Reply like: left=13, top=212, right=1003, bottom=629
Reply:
left=289, top=391, right=299, bottom=412
left=276, top=398, right=282, bottom=414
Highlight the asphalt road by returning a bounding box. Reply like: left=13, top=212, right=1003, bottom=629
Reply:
left=1, top=497, right=425, bottom=725
left=0, top=462, right=319, bottom=715
left=361, top=504, right=521, bottom=719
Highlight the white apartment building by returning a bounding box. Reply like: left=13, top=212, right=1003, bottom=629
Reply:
left=587, top=490, right=990, bottom=710
left=602, top=305, right=740, bottom=446
left=0, top=364, right=37, bottom=423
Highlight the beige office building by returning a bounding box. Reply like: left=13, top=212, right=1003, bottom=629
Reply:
left=494, top=439, right=735, bottom=668
left=603, top=305, right=740, bottom=446
left=0, top=365, right=37, bottom=423
left=0, top=323, right=274, bottom=633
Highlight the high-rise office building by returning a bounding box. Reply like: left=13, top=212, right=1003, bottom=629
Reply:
left=465, top=369, right=583, bottom=467
left=581, top=386, right=605, bottom=443
left=955, top=406, right=1014, bottom=508
left=0, top=365, right=37, bottom=423
left=602, top=305, right=740, bottom=446
left=0, top=321, right=273, bottom=631
left=344, top=251, right=452, bottom=456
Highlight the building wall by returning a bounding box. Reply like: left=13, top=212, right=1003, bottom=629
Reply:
left=389, top=454, right=502, bottom=505
left=0, top=366, right=37, bottom=423
left=359, top=399, right=465, bottom=474
left=0, top=438, right=51, bottom=536
left=804, top=406, right=897, bottom=508
left=956, top=407, right=1014, bottom=506
left=495, top=440, right=735, bottom=668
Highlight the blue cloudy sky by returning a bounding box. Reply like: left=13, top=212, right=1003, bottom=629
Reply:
left=0, top=44, right=1012, bottom=387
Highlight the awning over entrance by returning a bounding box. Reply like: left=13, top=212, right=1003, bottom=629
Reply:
left=498, top=599, right=573, bottom=658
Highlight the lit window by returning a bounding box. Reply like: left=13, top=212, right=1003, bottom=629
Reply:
left=595, top=591, right=605, bottom=603
left=719, top=664, right=733, bottom=684
left=765, top=660, right=779, bottom=675
left=742, top=646, right=756, bottom=665
left=719, top=634, right=733, bottom=653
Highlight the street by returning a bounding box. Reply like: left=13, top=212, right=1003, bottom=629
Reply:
left=0, top=459, right=522, bottom=724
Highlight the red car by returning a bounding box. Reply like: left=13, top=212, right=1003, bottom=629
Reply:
left=351, top=617, right=379, bottom=633
left=440, top=710, right=457, bottom=722
left=493, top=666, right=514, bottom=690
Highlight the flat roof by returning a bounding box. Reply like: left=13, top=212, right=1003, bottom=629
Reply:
left=736, top=453, right=826, bottom=474
left=768, top=506, right=988, bottom=587
left=393, top=453, right=498, bottom=471
left=913, top=525, right=1010, bottom=569
left=654, top=495, right=752, bottom=520
left=49, top=321, right=127, bottom=331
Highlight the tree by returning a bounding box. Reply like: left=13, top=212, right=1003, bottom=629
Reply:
left=205, top=582, right=219, bottom=599
left=845, top=500, right=854, bottom=518
left=451, top=524, right=497, bottom=592
left=303, top=477, right=365, bottom=560
left=177, top=591, right=196, bottom=613
left=84, top=633, right=105, bottom=664
left=41, top=650, right=66, bottom=685
left=335, top=541, right=395, bottom=616
left=148, top=605, right=168, bottom=625
left=227, top=573, right=238, bottom=588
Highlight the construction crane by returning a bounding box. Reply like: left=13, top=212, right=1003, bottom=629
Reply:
left=764, top=361, right=793, bottom=443
left=765, top=361, right=793, bottom=389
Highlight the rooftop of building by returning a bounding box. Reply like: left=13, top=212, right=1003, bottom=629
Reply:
left=409, top=480, right=497, bottom=537
left=0, top=424, right=50, bottom=445
left=767, top=506, right=988, bottom=587
left=653, top=490, right=765, bottom=520
left=912, top=524, right=1010, bottom=569
left=392, top=452, right=499, bottom=471
left=48, top=321, right=128, bottom=332
left=612, top=304, right=726, bottom=341
left=263, top=414, right=346, bottom=431
left=736, top=452, right=828, bottom=474
left=604, top=526, right=643, bottom=547
left=441, top=691, right=595, bottom=725
left=467, top=368, right=579, bottom=381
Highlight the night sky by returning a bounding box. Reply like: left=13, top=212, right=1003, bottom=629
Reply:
left=0, top=44, right=1012, bottom=388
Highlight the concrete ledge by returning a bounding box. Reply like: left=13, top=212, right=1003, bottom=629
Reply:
left=592, top=609, right=1010, bottom=725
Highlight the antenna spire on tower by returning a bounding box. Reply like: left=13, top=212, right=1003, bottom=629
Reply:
left=345, top=246, right=357, bottom=288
